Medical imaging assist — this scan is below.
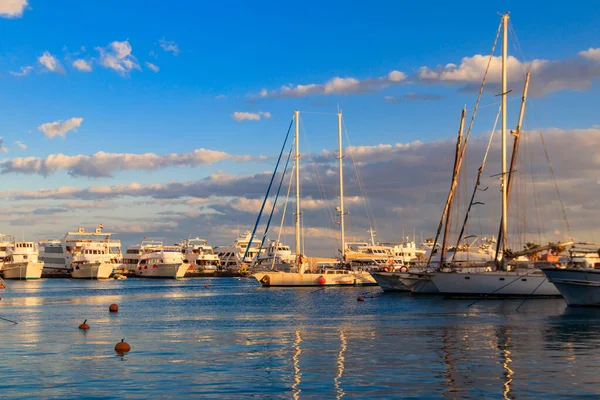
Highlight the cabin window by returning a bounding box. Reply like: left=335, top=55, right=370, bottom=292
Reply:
left=521, top=278, right=527, bottom=282
left=499, top=278, right=505, bottom=281
left=465, top=276, right=471, bottom=280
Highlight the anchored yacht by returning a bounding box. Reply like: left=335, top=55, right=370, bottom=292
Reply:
left=39, top=226, right=123, bottom=279
left=180, top=237, right=220, bottom=272
left=134, top=242, right=187, bottom=279
left=215, top=231, right=263, bottom=271
left=2, top=241, right=44, bottom=280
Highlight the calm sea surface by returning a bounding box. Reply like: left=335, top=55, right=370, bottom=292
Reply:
left=0, top=278, right=599, bottom=399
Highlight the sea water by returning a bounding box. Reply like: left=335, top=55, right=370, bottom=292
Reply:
left=0, top=278, right=599, bottom=399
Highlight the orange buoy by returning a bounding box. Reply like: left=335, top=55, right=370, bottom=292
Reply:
left=114, top=338, right=131, bottom=354
left=204, top=284, right=209, bottom=288
left=109, top=303, right=119, bottom=312
left=78, top=319, right=90, bottom=330
left=357, top=296, right=365, bottom=302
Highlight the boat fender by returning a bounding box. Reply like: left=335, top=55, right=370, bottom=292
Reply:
left=317, top=276, right=326, bottom=286
left=260, top=275, right=270, bottom=286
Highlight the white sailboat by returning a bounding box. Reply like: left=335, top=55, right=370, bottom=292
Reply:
left=427, top=13, right=562, bottom=297
left=253, top=110, right=375, bottom=287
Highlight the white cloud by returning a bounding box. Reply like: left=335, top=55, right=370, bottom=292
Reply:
left=38, top=51, right=65, bottom=74
left=215, top=94, right=227, bottom=100
left=145, top=61, right=159, bottom=72
left=96, top=40, right=140, bottom=75
left=231, top=111, right=272, bottom=121
left=72, top=59, right=92, bottom=72
left=9, top=65, right=33, bottom=77
left=257, top=70, right=407, bottom=98
left=37, top=117, right=84, bottom=139
left=158, top=37, right=180, bottom=55
left=15, top=141, right=26, bottom=150
left=1, top=148, right=265, bottom=177
left=414, top=48, right=600, bottom=96
left=256, top=47, right=600, bottom=99
left=0, top=138, right=7, bottom=153
left=0, top=0, right=28, bottom=18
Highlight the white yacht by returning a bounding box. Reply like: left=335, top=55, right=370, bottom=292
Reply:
left=0, top=234, right=15, bottom=271
left=252, top=111, right=376, bottom=287
left=252, top=240, right=295, bottom=271
left=215, top=231, right=263, bottom=271
left=123, top=244, right=143, bottom=271
left=39, top=226, right=123, bottom=279
left=2, top=241, right=44, bottom=280
left=180, top=237, right=220, bottom=271
left=70, top=242, right=116, bottom=279
left=134, top=243, right=188, bottom=279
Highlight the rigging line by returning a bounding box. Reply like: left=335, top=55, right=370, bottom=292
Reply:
left=452, top=103, right=502, bottom=262
left=242, top=117, right=295, bottom=263
left=273, top=161, right=296, bottom=270
left=429, top=21, right=502, bottom=265
left=342, top=118, right=377, bottom=237
left=515, top=277, right=549, bottom=312
left=0, top=315, right=18, bottom=324
left=257, top=140, right=295, bottom=255
left=538, top=129, right=572, bottom=238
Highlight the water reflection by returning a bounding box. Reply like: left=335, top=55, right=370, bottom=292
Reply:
left=292, top=330, right=302, bottom=400
left=496, top=327, right=514, bottom=400
left=334, top=331, right=346, bottom=400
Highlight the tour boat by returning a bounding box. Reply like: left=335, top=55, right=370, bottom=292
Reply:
left=180, top=237, right=220, bottom=272
left=2, top=241, right=44, bottom=280
left=134, top=243, right=188, bottom=279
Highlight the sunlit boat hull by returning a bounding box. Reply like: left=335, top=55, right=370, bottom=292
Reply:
left=135, top=263, right=188, bottom=279
left=2, top=261, right=44, bottom=280
left=429, top=270, right=560, bottom=297
left=252, top=271, right=377, bottom=287
left=70, top=262, right=113, bottom=279
left=371, top=272, right=411, bottom=292
left=542, top=267, right=600, bottom=306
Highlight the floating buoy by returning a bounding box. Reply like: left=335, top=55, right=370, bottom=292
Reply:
left=114, top=338, right=131, bottom=354
left=78, top=319, right=90, bottom=330
left=357, top=296, right=365, bottom=302
left=109, top=303, right=119, bottom=312
left=317, top=276, right=326, bottom=286
left=204, top=284, right=209, bottom=288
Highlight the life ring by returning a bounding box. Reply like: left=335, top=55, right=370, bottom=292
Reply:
left=382, top=266, right=391, bottom=272
left=399, top=266, right=408, bottom=273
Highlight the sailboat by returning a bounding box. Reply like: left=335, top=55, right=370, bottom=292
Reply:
left=427, top=13, right=565, bottom=297
left=252, top=110, right=375, bottom=287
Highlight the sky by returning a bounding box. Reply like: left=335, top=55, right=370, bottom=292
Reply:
left=0, top=0, right=599, bottom=255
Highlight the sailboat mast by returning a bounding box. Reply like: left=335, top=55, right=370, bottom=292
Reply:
left=294, top=110, right=301, bottom=258
left=338, top=111, right=346, bottom=261
left=500, top=13, right=509, bottom=257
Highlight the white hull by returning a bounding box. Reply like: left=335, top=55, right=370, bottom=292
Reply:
left=399, top=273, right=440, bottom=294
left=135, top=263, right=188, bottom=279
left=542, top=267, right=600, bottom=306
left=430, top=270, right=560, bottom=297
left=2, top=261, right=44, bottom=280
left=371, top=272, right=411, bottom=292
left=252, top=271, right=376, bottom=287
left=71, top=263, right=113, bottom=279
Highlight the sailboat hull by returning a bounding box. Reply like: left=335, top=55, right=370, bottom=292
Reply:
left=371, top=272, right=411, bottom=292
left=542, top=267, right=600, bottom=306
left=430, top=270, right=560, bottom=297
left=252, top=271, right=377, bottom=287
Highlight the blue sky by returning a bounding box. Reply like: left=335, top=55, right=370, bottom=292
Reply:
left=0, top=0, right=599, bottom=252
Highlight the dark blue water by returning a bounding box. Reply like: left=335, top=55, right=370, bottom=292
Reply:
left=0, top=278, right=599, bottom=399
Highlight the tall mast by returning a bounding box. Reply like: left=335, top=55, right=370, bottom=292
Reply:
left=500, top=13, right=509, bottom=258
left=294, top=110, right=301, bottom=259
left=337, top=111, right=346, bottom=261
